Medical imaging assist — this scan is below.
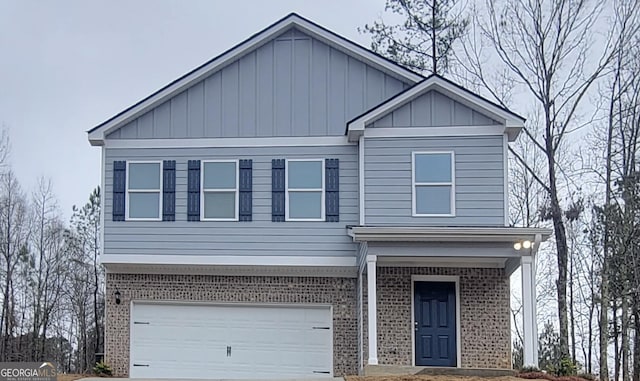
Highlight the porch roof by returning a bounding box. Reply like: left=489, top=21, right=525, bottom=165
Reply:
left=347, top=226, right=552, bottom=243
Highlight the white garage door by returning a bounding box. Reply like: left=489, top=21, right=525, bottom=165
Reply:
left=130, top=303, right=333, bottom=379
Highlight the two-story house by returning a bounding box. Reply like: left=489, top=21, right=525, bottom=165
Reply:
left=87, top=13, right=551, bottom=379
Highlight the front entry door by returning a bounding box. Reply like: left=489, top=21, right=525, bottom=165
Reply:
left=414, top=281, right=457, bottom=367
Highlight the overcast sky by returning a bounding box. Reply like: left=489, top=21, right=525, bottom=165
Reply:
left=0, top=0, right=387, bottom=219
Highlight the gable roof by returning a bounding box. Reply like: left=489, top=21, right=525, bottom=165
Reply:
left=87, top=13, right=424, bottom=145
left=346, top=74, right=526, bottom=142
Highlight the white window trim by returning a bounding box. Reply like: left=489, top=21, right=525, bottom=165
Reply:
left=200, top=160, right=240, bottom=222
left=411, top=151, right=456, bottom=217
left=125, top=160, right=163, bottom=221
left=285, top=158, right=326, bottom=222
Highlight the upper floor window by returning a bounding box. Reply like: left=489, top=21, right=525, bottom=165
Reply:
left=412, top=152, right=455, bottom=216
left=201, top=160, right=238, bottom=221
left=286, top=159, right=325, bottom=221
left=127, top=161, right=162, bottom=221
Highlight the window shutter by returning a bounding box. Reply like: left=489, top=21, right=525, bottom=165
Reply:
left=272, top=159, right=285, bottom=222
left=112, top=161, right=126, bottom=221
left=162, top=160, right=176, bottom=221
left=325, top=158, right=339, bottom=222
left=187, top=160, right=201, bottom=221
left=239, top=159, right=253, bottom=221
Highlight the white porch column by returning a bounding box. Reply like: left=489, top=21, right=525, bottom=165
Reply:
left=521, top=255, right=538, bottom=367
left=366, top=254, right=378, bottom=365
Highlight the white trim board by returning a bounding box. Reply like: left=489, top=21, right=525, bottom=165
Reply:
left=411, top=275, right=462, bottom=368
left=88, top=13, right=422, bottom=146
left=104, top=136, right=354, bottom=149
left=101, top=254, right=357, bottom=267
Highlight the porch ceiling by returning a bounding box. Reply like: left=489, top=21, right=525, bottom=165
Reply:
left=347, top=226, right=552, bottom=243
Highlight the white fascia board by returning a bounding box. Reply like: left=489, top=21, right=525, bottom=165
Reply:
left=101, top=254, right=356, bottom=267
left=346, top=76, right=526, bottom=140
left=104, top=136, right=353, bottom=149
left=89, top=14, right=422, bottom=146
left=347, top=226, right=553, bottom=243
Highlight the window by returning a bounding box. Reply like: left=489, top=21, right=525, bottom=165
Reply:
left=126, top=161, right=162, bottom=220
left=201, top=160, right=238, bottom=221
left=412, top=152, right=455, bottom=216
left=286, top=159, right=325, bottom=221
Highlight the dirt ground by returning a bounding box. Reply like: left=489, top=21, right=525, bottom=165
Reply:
left=57, top=374, right=90, bottom=381
left=345, top=376, right=542, bottom=381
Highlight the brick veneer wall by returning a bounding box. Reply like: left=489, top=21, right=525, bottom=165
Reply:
left=105, top=273, right=358, bottom=377
left=363, top=267, right=512, bottom=369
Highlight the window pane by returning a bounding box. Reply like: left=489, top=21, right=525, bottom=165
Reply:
left=203, top=162, right=236, bottom=189
left=289, top=192, right=322, bottom=219
left=129, top=163, right=160, bottom=189
left=416, top=185, right=452, bottom=215
left=415, top=154, right=452, bottom=183
left=288, top=161, right=322, bottom=189
left=129, top=192, right=160, bottom=219
left=203, top=192, right=236, bottom=219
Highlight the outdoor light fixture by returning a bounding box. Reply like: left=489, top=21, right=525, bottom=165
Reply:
left=114, top=289, right=121, bottom=305
left=513, top=240, right=533, bottom=250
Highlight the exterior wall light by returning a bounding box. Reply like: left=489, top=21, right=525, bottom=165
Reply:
left=114, top=289, right=121, bottom=305
left=514, top=240, right=533, bottom=250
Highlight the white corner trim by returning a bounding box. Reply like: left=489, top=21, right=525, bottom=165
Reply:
left=101, top=254, right=357, bottom=267
left=503, top=134, right=509, bottom=227
left=100, top=147, right=106, bottom=262
left=104, top=136, right=354, bottom=149
left=359, top=136, right=365, bottom=226
left=411, top=275, right=462, bottom=368
left=411, top=151, right=456, bottom=217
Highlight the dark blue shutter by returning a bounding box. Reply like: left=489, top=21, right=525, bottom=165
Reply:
left=239, top=159, right=252, bottom=221
left=112, top=161, right=126, bottom=221
left=162, top=160, right=176, bottom=221
left=325, top=158, right=339, bottom=222
left=187, top=160, right=201, bottom=221
left=272, top=159, right=285, bottom=222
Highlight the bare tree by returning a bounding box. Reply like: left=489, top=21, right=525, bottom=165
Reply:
left=461, top=0, right=640, bottom=363
left=361, top=0, right=469, bottom=74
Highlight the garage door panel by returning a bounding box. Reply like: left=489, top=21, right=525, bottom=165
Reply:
left=130, top=303, right=332, bottom=379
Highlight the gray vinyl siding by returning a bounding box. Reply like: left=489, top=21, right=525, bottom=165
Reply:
left=364, top=136, right=505, bottom=226
left=370, top=90, right=501, bottom=128
left=107, top=28, right=409, bottom=140
left=104, top=145, right=358, bottom=257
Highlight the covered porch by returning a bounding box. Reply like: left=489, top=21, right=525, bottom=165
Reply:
left=348, top=226, right=552, bottom=374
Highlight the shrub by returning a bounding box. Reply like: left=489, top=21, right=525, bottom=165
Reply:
left=93, top=361, right=112, bottom=377
left=520, top=366, right=543, bottom=373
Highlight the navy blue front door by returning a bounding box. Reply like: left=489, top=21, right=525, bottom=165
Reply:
left=414, top=281, right=457, bottom=367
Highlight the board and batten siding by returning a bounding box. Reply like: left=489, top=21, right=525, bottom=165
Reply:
left=370, top=90, right=501, bottom=128
left=107, top=28, right=409, bottom=140
left=364, top=136, right=505, bottom=226
left=104, top=145, right=358, bottom=257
